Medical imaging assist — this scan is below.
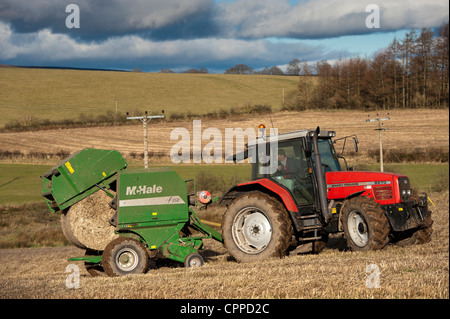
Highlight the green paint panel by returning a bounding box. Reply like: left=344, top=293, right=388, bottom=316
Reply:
left=117, top=168, right=189, bottom=225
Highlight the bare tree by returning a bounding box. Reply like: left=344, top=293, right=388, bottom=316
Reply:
left=287, top=58, right=300, bottom=75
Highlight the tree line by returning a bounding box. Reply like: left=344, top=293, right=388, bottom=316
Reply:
left=296, top=23, right=449, bottom=110
left=223, top=23, right=449, bottom=110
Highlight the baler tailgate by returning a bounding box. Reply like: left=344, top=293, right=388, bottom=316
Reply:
left=41, top=148, right=127, bottom=213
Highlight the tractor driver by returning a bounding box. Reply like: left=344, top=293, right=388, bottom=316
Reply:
left=276, top=149, right=313, bottom=204
left=276, top=149, right=302, bottom=178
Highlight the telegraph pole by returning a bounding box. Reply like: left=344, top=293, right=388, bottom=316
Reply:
left=126, top=110, right=165, bottom=168
left=366, top=113, right=390, bottom=172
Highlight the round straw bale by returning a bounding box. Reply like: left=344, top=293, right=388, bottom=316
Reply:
left=61, top=190, right=119, bottom=251
left=61, top=209, right=85, bottom=249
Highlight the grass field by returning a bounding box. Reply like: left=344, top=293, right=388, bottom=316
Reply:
left=0, top=164, right=51, bottom=204
left=0, top=68, right=299, bottom=127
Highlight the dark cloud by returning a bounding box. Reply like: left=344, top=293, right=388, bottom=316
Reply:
left=0, top=0, right=448, bottom=41
left=0, top=0, right=218, bottom=40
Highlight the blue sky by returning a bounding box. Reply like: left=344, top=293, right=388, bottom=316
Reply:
left=0, top=0, right=448, bottom=73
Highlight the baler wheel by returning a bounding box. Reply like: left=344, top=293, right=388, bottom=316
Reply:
left=184, top=253, right=205, bottom=268
left=102, top=237, right=149, bottom=277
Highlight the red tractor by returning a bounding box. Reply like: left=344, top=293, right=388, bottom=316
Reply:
left=220, top=127, right=432, bottom=262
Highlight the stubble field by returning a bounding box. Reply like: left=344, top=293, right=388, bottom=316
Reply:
left=0, top=190, right=448, bottom=299
left=0, top=108, right=448, bottom=163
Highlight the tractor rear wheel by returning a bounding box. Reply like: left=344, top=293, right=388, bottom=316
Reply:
left=341, top=197, right=390, bottom=251
left=102, top=237, right=149, bottom=277
left=222, top=192, right=293, bottom=262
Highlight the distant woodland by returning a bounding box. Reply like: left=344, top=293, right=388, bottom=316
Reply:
left=224, top=23, right=449, bottom=110
left=293, top=23, right=450, bottom=110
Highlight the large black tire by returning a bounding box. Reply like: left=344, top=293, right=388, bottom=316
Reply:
left=102, top=237, right=149, bottom=277
left=222, top=192, right=293, bottom=262
left=341, top=197, right=390, bottom=251
left=392, top=213, right=433, bottom=246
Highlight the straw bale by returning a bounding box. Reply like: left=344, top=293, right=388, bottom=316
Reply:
left=61, top=190, right=118, bottom=251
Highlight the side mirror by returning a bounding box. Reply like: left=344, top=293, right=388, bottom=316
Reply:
left=353, top=137, right=358, bottom=152
left=353, top=137, right=359, bottom=153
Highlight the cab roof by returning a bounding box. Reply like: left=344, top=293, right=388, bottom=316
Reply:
left=248, top=129, right=336, bottom=147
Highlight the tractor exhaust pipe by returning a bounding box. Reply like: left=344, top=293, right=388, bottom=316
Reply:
left=312, top=126, right=332, bottom=223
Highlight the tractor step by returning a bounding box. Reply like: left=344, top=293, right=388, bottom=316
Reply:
left=289, top=211, right=323, bottom=233
left=298, top=214, right=320, bottom=220
left=298, top=236, right=324, bottom=242
left=301, top=225, right=323, bottom=231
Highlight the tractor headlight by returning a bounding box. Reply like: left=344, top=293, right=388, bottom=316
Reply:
left=401, top=189, right=411, bottom=196
left=399, top=177, right=412, bottom=201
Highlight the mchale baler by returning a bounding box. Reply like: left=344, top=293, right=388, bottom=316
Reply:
left=41, top=148, right=222, bottom=277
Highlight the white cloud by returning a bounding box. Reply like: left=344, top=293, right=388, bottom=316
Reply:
left=1, top=20, right=338, bottom=67
left=217, top=0, right=449, bottom=39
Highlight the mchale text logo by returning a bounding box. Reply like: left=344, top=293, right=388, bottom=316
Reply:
left=126, top=185, right=163, bottom=196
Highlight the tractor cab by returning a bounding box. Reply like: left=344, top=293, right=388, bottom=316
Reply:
left=248, top=128, right=343, bottom=208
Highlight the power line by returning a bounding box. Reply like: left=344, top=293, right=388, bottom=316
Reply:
left=126, top=110, right=165, bottom=168
left=366, top=113, right=390, bottom=172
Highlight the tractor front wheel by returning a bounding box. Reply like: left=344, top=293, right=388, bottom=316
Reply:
left=102, top=237, right=149, bottom=277
left=341, top=197, right=390, bottom=251
left=222, top=192, right=293, bottom=262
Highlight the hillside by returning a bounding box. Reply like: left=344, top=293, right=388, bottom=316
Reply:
left=0, top=68, right=299, bottom=127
